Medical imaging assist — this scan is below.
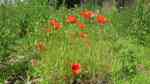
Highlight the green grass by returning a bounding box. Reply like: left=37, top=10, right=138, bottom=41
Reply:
left=0, top=0, right=150, bottom=84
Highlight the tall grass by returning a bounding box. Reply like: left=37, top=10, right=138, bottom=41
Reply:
left=0, top=0, right=150, bottom=84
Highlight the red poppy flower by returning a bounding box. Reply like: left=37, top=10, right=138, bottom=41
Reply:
left=50, top=18, right=58, bottom=25
left=47, top=28, right=51, bottom=33
left=53, top=22, right=62, bottom=30
left=77, top=22, right=86, bottom=30
left=96, top=15, right=107, bottom=25
left=80, top=10, right=95, bottom=20
left=66, top=15, right=78, bottom=24
left=71, top=63, right=81, bottom=76
left=49, top=18, right=62, bottom=30
left=36, top=42, right=46, bottom=52
left=80, top=32, right=88, bottom=38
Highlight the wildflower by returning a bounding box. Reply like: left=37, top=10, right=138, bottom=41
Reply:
left=36, top=42, right=46, bottom=52
left=71, top=63, right=81, bottom=76
left=49, top=18, right=62, bottom=30
left=50, top=18, right=57, bottom=25
left=80, top=0, right=86, bottom=4
left=66, top=15, right=78, bottom=24
left=96, top=15, right=107, bottom=25
left=77, top=22, right=86, bottom=30
left=80, top=32, right=88, bottom=38
left=63, top=75, right=68, bottom=80
left=31, top=59, right=38, bottom=67
left=47, top=28, right=51, bottom=33
left=54, top=23, right=62, bottom=30
left=80, top=10, right=95, bottom=20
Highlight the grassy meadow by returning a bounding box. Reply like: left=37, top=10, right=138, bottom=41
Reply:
left=0, top=0, right=150, bottom=84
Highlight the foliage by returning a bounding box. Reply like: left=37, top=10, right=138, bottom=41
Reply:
left=0, top=0, right=150, bottom=84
